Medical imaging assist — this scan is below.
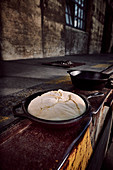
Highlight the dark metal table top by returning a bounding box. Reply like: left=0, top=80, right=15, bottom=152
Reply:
left=0, top=84, right=112, bottom=170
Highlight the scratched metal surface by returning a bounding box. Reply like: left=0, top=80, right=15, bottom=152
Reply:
left=0, top=118, right=91, bottom=170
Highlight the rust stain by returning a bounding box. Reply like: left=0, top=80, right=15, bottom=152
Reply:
left=61, top=127, right=93, bottom=170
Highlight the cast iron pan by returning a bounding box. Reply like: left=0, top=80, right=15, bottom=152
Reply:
left=67, top=70, right=113, bottom=90
left=13, top=90, right=92, bottom=128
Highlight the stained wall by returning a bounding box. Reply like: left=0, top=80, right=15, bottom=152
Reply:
left=0, top=0, right=112, bottom=60
left=0, top=0, right=42, bottom=60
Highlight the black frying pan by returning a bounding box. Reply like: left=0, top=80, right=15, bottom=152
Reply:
left=67, top=70, right=113, bottom=90
left=13, top=90, right=91, bottom=128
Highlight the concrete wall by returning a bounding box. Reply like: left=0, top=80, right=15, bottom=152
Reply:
left=88, top=0, right=106, bottom=54
left=101, top=2, right=113, bottom=53
left=0, top=0, right=112, bottom=60
left=0, top=0, right=66, bottom=60
left=42, top=0, right=65, bottom=57
left=0, top=0, right=43, bottom=60
left=65, top=26, right=88, bottom=55
left=109, top=22, right=113, bottom=53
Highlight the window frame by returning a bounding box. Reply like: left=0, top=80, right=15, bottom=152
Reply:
left=65, top=0, right=86, bottom=31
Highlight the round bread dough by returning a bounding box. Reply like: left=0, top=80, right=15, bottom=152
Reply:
left=28, top=89, right=86, bottom=121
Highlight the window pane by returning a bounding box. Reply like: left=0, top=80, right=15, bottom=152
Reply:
left=81, top=9, right=83, bottom=19
left=66, top=14, right=69, bottom=24
left=74, top=18, right=77, bottom=27
left=78, top=0, right=81, bottom=5
left=70, top=16, right=73, bottom=25
left=75, top=4, right=78, bottom=16
left=78, top=9, right=81, bottom=17
left=78, top=19, right=80, bottom=28
left=81, top=0, right=84, bottom=7
left=66, top=5, right=68, bottom=13
left=65, top=0, right=86, bottom=31
left=80, top=20, right=83, bottom=29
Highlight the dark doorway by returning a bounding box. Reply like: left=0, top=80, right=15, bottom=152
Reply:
left=101, top=3, right=113, bottom=53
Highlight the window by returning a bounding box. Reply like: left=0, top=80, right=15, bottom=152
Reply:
left=65, top=0, right=86, bottom=31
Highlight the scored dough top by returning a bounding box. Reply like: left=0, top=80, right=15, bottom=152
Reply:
left=28, top=89, right=86, bottom=121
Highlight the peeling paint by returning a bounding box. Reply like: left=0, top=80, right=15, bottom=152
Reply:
left=61, top=128, right=93, bottom=170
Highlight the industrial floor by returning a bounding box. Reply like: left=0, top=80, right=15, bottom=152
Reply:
left=0, top=53, right=113, bottom=169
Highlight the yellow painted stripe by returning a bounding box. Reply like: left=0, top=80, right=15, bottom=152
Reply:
left=0, top=116, right=9, bottom=123
left=47, top=75, right=71, bottom=85
left=92, top=64, right=111, bottom=68
left=108, top=60, right=113, bottom=63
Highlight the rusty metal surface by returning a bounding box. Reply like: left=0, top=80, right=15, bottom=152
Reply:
left=60, top=128, right=93, bottom=170
left=0, top=87, right=112, bottom=170
left=0, top=118, right=90, bottom=170
left=89, top=90, right=113, bottom=148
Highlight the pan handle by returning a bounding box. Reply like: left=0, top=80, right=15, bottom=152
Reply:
left=108, top=77, right=113, bottom=83
left=108, top=72, right=113, bottom=77
left=13, top=102, right=27, bottom=118
left=101, top=64, right=113, bottom=76
left=87, top=92, right=104, bottom=99
left=106, top=77, right=113, bottom=88
left=87, top=92, right=104, bottom=115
